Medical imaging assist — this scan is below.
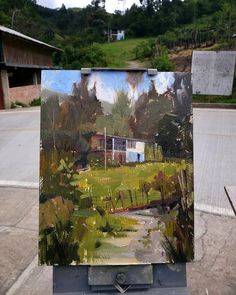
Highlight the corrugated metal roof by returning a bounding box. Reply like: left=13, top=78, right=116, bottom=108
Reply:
left=0, top=25, right=62, bottom=51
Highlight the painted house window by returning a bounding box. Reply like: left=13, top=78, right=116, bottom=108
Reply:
left=97, top=139, right=105, bottom=149
left=106, top=138, right=112, bottom=150
left=127, top=140, right=136, bottom=149
left=114, top=140, right=126, bottom=151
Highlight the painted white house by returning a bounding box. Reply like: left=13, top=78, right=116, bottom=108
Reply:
left=126, top=139, right=145, bottom=163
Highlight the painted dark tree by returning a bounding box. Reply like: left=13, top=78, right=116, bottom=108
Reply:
left=131, top=80, right=173, bottom=141
left=41, top=77, right=103, bottom=160
left=155, top=73, right=193, bottom=157
left=173, top=72, right=192, bottom=118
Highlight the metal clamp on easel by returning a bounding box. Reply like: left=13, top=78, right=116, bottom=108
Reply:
left=88, top=265, right=153, bottom=293
left=81, top=68, right=158, bottom=76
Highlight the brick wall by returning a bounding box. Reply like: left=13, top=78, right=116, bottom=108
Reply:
left=9, top=84, right=41, bottom=105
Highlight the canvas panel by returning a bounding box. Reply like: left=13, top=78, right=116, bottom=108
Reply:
left=39, top=70, right=194, bottom=266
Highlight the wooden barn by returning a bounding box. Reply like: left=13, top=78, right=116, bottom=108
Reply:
left=0, top=25, right=61, bottom=109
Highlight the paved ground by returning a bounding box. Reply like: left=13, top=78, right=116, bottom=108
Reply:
left=0, top=108, right=40, bottom=185
left=0, top=187, right=235, bottom=295
left=194, top=108, right=236, bottom=216
left=0, top=107, right=236, bottom=294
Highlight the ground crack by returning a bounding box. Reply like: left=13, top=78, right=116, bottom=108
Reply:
left=197, top=212, right=208, bottom=264
left=209, top=223, right=236, bottom=270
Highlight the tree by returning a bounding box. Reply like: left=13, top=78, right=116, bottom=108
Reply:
left=173, top=72, right=192, bottom=118
left=96, top=90, right=132, bottom=137
left=56, top=4, right=70, bottom=31
left=41, top=76, right=103, bottom=155
left=112, top=90, right=131, bottom=118
left=60, top=44, right=108, bottom=70
left=155, top=114, right=181, bottom=156
left=140, top=0, right=163, bottom=13
left=112, top=90, right=132, bottom=136
left=41, top=95, right=61, bottom=150
left=91, top=0, right=105, bottom=9
left=131, top=80, right=173, bottom=141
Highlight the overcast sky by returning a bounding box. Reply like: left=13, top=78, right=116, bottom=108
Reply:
left=36, top=0, right=141, bottom=13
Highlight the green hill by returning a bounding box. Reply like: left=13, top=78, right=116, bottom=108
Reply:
left=100, top=38, right=149, bottom=68
left=0, top=0, right=235, bottom=70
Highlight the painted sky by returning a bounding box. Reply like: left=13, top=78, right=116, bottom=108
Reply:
left=87, top=71, right=175, bottom=104
left=42, top=70, right=175, bottom=103
left=42, top=70, right=81, bottom=94
left=37, top=0, right=141, bottom=13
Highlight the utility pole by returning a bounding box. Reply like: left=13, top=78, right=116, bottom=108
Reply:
left=107, top=23, right=110, bottom=43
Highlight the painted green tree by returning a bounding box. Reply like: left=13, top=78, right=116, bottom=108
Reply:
left=96, top=90, right=132, bottom=137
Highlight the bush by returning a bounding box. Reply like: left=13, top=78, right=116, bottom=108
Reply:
left=150, top=45, right=175, bottom=71
left=30, top=97, right=41, bottom=106
left=39, top=219, right=80, bottom=265
left=11, top=101, right=28, bottom=108
left=133, top=40, right=175, bottom=71
left=132, top=39, right=156, bottom=60
left=151, top=53, right=175, bottom=71
left=62, top=43, right=108, bottom=69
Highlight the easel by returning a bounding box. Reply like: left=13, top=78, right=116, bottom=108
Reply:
left=51, top=56, right=235, bottom=295
left=52, top=68, right=190, bottom=295
left=53, top=264, right=190, bottom=294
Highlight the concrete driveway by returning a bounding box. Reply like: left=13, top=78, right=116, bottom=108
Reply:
left=0, top=108, right=40, bottom=185
left=0, top=107, right=236, bottom=295
left=194, top=108, right=236, bottom=216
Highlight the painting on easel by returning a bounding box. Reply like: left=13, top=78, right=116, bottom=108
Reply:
left=39, top=70, right=194, bottom=265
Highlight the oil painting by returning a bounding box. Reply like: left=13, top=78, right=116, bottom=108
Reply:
left=39, top=70, right=193, bottom=265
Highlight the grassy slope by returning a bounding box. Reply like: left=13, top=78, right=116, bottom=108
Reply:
left=100, top=37, right=235, bottom=104
left=98, top=15, right=215, bottom=68
left=100, top=38, right=149, bottom=68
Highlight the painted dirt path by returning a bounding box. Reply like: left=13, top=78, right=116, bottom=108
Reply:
left=93, top=209, right=167, bottom=265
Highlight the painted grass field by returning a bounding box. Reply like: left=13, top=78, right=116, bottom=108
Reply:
left=75, top=161, right=192, bottom=213
left=39, top=155, right=194, bottom=265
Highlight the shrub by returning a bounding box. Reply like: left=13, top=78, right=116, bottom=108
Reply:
left=30, top=97, right=41, bottom=106
left=151, top=53, right=175, bottom=71
left=151, top=46, right=175, bottom=71
left=11, top=101, right=28, bottom=108
left=132, top=39, right=156, bottom=60
left=63, top=43, right=108, bottom=69
left=39, top=219, right=80, bottom=265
